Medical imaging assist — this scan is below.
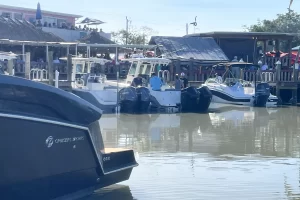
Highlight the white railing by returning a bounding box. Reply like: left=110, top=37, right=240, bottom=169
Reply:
left=30, top=69, right=48, bottom=81
left=261, top=72, right=275, bottom=82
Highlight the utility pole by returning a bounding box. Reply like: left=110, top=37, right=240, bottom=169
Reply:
left=126, top=16, right=129, bottom=45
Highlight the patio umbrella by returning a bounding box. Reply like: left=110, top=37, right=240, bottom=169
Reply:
left=36, top=2, right=42, bottom=20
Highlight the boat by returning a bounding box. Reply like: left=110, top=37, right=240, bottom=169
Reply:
left=112, top=56, right=181, bottom=112
left=0, top=73, right=138, bottom=199
left=59, top=56, right=118, bottom=113
left=203, top=77, right=270, bottom=107
left=108, top=56, right=211, bottom=112
left=209, top=62, right=278, bottom=106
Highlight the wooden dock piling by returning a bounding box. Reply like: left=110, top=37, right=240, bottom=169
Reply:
left=24, top=52, right=30, bottom=79
left=48, top=51, right=54, bottom=86
left=7, top=59, right=13, bottom=75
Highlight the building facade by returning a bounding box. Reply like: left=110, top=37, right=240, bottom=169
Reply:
left=0, top=4, right=111, bottom=41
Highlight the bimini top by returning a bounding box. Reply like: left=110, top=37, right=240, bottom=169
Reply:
left=0, top=51, right=18, bottom=60
left=122, top=57, right=171, bottom=65
left=0, top=75, right=102, bottom=126
left=59, top=57, right=111, bottom=65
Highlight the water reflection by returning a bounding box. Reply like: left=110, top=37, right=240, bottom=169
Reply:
left=83, top=185, right=134, bottom=200
left=100, top=105, right=300, bottom=158
left=92, top=104, right=300, bottom=200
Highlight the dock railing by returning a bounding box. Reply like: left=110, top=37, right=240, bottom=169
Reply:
left=190, top=68, right=299, bottom=83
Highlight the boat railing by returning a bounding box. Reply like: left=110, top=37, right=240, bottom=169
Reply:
left=30, top=68, right=48, bottom=81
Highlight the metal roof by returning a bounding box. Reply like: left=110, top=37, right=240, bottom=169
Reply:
left=186, top=31, right=297, bottom=40
left=0, top=17, right=64, bottom=42
left=149, top=36, right=228, bottom=61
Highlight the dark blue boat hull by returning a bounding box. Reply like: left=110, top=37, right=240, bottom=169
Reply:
left=0, top=74, right=138, bottom=200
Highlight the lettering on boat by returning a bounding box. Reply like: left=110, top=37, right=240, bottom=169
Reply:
left=45, top=136, right=85, bottom=148
left=103, top=156, right=111, bottom=162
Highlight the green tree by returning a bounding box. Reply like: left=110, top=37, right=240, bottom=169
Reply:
left=112, top=26, right=157, bottom=45
left=244, top=10, right=300, bottom=51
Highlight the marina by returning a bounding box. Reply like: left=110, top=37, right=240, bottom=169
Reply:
left=0, top=2, right=300, bottom=200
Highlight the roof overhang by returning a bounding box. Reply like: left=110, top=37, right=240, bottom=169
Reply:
left=185, top=31, right=298, bottom=40
left=0, top=39, right=158, bottom=49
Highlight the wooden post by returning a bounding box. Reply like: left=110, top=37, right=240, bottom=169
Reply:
left=48, top=51, right=54, bottom=85
left=275, top=60, right=282, bottom=104
left=175, top=59, right=180, bottom=76
left=263, top=40, right=267, bottom=64
left=288, top=40, right=292, bottom=68
left=24, top=52, right=30, bottom=79
left=253, top=37, right=258, bottom=64
left=7, top=59, right=13, bottom=75
left=188, top=58, right=194, bottom=81
left=291, top=47, right=300, bottom=105
left=67, top=54, right=72, bottom=82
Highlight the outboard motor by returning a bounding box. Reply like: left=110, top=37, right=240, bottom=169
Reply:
left=197, top=86, right=212, bottom=112
left=119, top=86, right=137, bottom=113
left=135, top=87, right=150, bottom=112
left=181, top=86, right=199, bottom=112
left=253, top=83, right=270, bottom=107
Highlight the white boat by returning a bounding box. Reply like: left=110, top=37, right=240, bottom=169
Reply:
left=203, top=77, right=270, bottom=107
left=59, top=56, right=120, bottom=113
left=106, top=56, right=212, bottom=113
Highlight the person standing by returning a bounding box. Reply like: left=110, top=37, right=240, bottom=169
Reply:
left=150, top=72, right=162, bottom=91
left=131, top=74, right=143, bottom=87
left=180, top=72, right=188, bottom=88
left=174, top=74, right=183, bottom=90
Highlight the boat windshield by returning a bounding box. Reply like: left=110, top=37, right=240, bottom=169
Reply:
left=139, top=63, right=152, bottom=75
left=205, top=78, right=221, bottom=84
left=128, top=62, right=137, bottom=76
left=223, top=78, right=241, bottom=86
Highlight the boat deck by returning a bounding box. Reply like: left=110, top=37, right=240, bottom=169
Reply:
left=104, top=148, right=130, bottom=153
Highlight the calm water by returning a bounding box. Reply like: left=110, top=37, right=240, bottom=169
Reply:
left=84, top=104, right=300, bottom=200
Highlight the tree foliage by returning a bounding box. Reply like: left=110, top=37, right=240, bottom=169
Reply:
left=244, top=10, right=300, bottom=51
left=112, top=26, right=157, bottom=45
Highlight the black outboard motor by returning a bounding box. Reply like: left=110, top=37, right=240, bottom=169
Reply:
left=253, top=83, right=270, bottom=107
left=135, top=86, right=150, bottom=113
left=181, top=86, right=199, bottom=112
left=197, top=86, right=212, bottom=112
left=119, top=86, right=137, bottom=113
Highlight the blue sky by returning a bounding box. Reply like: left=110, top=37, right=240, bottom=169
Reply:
left=5, top=0, right=300, bottom=36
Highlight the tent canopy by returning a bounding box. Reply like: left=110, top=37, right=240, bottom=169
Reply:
left=76, top=17, right=104, bottom=25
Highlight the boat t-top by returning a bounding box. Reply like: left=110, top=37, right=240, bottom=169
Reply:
left=59, top=56, right=119, bottom=113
